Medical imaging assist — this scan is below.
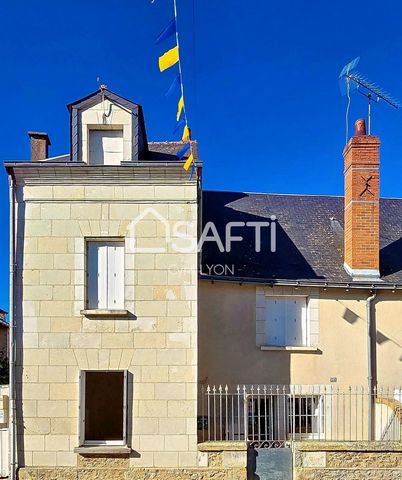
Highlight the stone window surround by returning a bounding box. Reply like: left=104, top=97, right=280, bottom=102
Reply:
left=73, top=234, right=135, bottom=319
left=78, top=369, right=128, bottom=448
left=256, top=286, right=320, bottom=349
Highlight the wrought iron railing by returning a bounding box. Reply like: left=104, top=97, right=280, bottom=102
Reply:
left=199, top=385, right=402, bottom=447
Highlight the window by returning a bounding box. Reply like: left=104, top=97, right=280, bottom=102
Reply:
left=265, top=296, right=308, bottom=347
left=87, top=241, right=124, bottom=310
left=80, top=371, right=127, bottom=445
left=89, top=129, right=123, bottom=165
left=246, top=394, right=324, bottom=441
left=288, top=395, right=324, bottom=439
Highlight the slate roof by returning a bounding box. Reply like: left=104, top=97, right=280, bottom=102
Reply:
left=147, top=141, right=198, bottom=161
left=201, top=191, right=402, bottom=285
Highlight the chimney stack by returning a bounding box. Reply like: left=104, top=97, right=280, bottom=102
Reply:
left=28, top=132, right=51, bottom=161
left=343, top=119, right=380, bottom=280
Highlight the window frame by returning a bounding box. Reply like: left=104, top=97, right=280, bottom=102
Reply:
left=85, top=238, right=125, bottom=311
left=79, top=370, right=128, bottom=447
left=264, top=295, right=310, bottom=347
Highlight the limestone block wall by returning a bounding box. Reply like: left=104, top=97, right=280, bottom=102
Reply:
left=15, top=180, right=198, bottom=470
left=294, top=442, right=402, bottom=480
left=19, top=442, right=247, bottom=480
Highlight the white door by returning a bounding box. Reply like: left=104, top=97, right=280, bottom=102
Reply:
left=89, top=130, right=123, bottom=165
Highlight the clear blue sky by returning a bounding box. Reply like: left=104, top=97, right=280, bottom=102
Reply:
left=1, top=0, right=402, bottom=309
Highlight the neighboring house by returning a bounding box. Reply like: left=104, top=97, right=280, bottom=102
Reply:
left=198, top=122, right=402, bottom=448
left=5, top=88, right=402, bottom=480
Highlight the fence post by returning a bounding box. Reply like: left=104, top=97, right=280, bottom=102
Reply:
left=243, top=385, right=248, bottom=443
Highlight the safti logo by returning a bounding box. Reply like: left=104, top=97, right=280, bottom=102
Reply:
left=131, top=207, right=277, bottom=254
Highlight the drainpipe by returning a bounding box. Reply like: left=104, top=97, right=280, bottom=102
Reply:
left=8, top=173, right=17, bottom=480
left=367, top=291, right=377, bottom=441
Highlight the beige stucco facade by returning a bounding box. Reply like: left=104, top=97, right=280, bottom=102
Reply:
left=199, top=281, right=402, bottom=387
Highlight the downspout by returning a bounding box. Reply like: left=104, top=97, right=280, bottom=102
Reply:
left=367, top=291, right=377, bottom=441
left=8, top=173, right=17, bottom=480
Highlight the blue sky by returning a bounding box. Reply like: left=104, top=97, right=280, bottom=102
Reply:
left=1, top=0, right=402, bottom=309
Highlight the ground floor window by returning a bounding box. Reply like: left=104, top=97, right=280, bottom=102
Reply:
left=246, top=394, right=324, bottom=441
left=80, top=370, right=127, bottom=445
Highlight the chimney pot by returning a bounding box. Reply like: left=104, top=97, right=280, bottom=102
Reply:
left=28, top=132, right=51, bottom=161
left=354, top=118, right=366, bottom=136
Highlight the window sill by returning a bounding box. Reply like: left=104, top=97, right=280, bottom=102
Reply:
left=74, top=445, right=131, bottom=455
left=260, top=346, right=321, bottom=353
left=80, top=309, right=129, bottom=318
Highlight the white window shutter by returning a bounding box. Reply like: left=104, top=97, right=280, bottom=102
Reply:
left=286, top=299, right=300, bottom=346
left=265, top=298, right=285, bottom=346
left=107, top=242, right=124, bottom=309
left=285, top=298, right=307, bottom=346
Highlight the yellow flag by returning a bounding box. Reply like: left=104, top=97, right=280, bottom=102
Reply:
left=176, top=95, right=184, bottom=121
left=182, top=124, right=190, bottom=142
left=159, top=45, right=179, bottom=72
left=183, top=153, right=194, bottom=171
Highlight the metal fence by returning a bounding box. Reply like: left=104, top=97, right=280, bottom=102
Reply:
left=199, top=385, right=402, bottom=447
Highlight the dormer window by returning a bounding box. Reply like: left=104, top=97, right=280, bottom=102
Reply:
left=68, top=87, right=148, bottom=163
left=89, top=128, right=123, bottom=165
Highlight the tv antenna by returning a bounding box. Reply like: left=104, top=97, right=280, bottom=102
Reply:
left=339, top=57, right=401, bottom=140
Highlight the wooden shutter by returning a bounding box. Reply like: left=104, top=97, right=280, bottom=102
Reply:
left=265, top=298, right=286, bottom=346
left=89, top=130, right=123, bottom=165
left=266, top=297, right=307, bottom=347
left=87, top=242, right=108, bottom=309
left=107, top=242, right=124, bottom=309
left=79, top=371, right=86, bottom=446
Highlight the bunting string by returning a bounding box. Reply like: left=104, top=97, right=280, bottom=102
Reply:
left=156, top=0, right=195, bottom=172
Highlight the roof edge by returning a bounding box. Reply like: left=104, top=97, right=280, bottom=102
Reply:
left=199, top=274, right=402, bottom=290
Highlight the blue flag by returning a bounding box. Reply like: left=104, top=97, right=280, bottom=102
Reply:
left=156, top=18, right=176, bottom=45
left=173, top=119, right=185, bottom=134
left=189, top=161, right=196, bottom=179
left=177, top=143, right=190, bottom=159
left=165, top=74, right=181, bottom=97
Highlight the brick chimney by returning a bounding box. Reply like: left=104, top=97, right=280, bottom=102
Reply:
left=28, top=132, right=51, bottom=161
left=343, top=119, right=380, bottom=280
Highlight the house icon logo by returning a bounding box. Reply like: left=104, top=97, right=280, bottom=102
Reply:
left=129, top=207, right=172, bottom=253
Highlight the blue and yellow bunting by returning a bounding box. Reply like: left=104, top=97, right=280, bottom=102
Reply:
left=156, top=18, right=176, bottom=45
left=159, top=45, right=179, bottom=72
left=183, top=153, right=194, bottom=171
left=165, top=74, right=181, bottom=98
left=173, top=118, right=185, bottom=134
left=177, top=143, right=190, bottom=159
left=182, top=125, right=190, bottom=142
left=176, top=95, right=184, bottom=121
left=156, top=1, right=195, bottom=172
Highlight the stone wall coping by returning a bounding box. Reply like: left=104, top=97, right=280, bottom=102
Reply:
left=74, top=445, right=131, bottom=455
left=198, top=441, right=248, bottom=452
left=294, top=441, right=402, bottom=452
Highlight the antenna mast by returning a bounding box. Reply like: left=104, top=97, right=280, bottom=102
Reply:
left=339, top=57, right=401, bottom=137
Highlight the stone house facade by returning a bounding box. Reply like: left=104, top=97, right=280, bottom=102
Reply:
left=7, top=89, right=202, bottom=479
